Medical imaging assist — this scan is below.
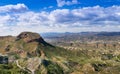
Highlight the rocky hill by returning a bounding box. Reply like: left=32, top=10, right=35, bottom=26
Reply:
left=0, top=32, right=53, bottom=55
left=0, top=32, right=70, bottom=74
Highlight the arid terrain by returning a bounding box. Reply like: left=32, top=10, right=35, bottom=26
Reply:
left=0, top=32, right=120, bottom=74
left=0, top=0, right=120, bottom=74
left=42, top=32, right=120, bottom=74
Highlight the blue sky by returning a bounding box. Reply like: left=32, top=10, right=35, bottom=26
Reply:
left=0, top=0, right=120, bottom=35
left=0, top=0, right=120, bottom=10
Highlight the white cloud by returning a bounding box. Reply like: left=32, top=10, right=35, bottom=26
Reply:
left=0, top=3, right=28, bottom=13
left=43, top=6, right=53, bottom=10
left=56, top=0, right=79, bottom=7
left=0, top=4, right=120, bottom=36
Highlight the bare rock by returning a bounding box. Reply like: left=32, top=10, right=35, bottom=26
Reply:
left=17, top=32, right=44, bottom=43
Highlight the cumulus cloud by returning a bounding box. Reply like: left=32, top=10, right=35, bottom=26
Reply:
left=49, top=6, right=120, bottom=27
left=0, top=4, right=120, bottom=36
left=56, top=0, right=79, bottom=7
left=0, top=3, right=28, bottom=13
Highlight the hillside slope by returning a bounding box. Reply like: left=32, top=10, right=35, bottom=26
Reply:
left=0, top=32, right=71, bottom=74
left=0, top=32, right=120, bottom=74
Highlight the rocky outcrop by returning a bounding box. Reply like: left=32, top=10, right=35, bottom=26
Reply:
left=17, top=32, right=44, bottom=43
left=0, top=55, right=8, bottom=64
